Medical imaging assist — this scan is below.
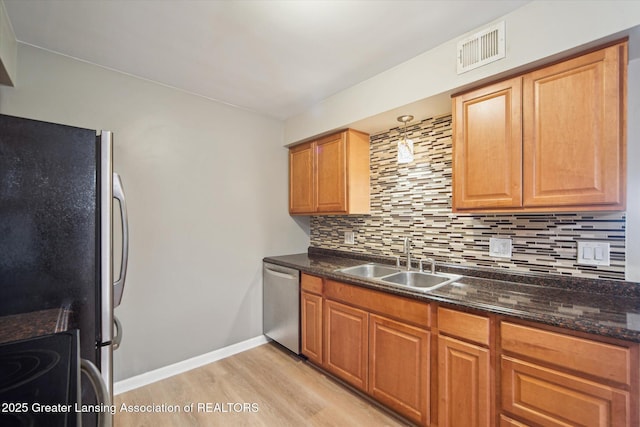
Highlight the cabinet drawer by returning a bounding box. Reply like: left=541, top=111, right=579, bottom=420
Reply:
left=438, top=307, right=490, bottom=345
left=501, top=322, right=631, bottom=385
left=301, top=273, right=323, bottom=294
left=501, top=356, right=629, bottom=427
left=325, top=280, right=430, bottom=328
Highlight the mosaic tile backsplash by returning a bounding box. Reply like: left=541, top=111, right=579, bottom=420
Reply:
left=310, top=114, right=626, bottom=280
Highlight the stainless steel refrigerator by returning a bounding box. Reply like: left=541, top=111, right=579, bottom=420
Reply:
left=0, top=114, right=129, bottom=402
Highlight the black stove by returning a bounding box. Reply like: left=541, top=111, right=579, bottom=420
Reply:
left=0, top=330, right=80, bottom=427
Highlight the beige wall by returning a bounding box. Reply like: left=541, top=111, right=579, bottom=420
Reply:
left=0, top=44, right=310, bottom=381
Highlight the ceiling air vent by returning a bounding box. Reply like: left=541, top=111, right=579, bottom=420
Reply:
left=457, top=21, right=505, bottom=74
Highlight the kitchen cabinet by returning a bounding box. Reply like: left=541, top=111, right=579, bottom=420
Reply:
left=438, top=307, right=492, bottom=427
left=453, top=41, right=627, bottom=212
left=324, top=299, right=369, bottom=390
left=499, top=415, right=530, bottom=427
left=453, top=77, right=523, bottom=210
left=300, top=273, right=323, bottom=365
left=316, top=279, right=431, bottom=425
left=500, top=321, right=637, bottom=426
left=292, top=265, right=640, bottom=427
left=288, top=129, right=370, bottom=215
left=289, top=142, right=315, bottom=214
left=369, top=314, right=429, bottom=425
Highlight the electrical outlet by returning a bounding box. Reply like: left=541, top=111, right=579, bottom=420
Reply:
left=627, top=313, right=640, bottom=330
left=489, top=237, right=512, bottom=258
left=577, top=241, right=610, bottom=266
left=344, top=231, right=355, bottom=245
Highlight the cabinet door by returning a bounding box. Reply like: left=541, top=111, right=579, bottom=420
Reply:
left=324, top=300, right=368, bottom=390
left=369, top=314, right=430, bottom=425
left=499, top=415, right=530, bottom=427
left=316, top=133, right=347, bottom=213
left=439, top=335, right=491, bottom=427
left=289, top=142, right=315, bottom=214
left=453, top=77, right=523, bottom=210
left=523, top=43, right=626, bottom=209
left=301, top=291, right=323, bottom=365
left=501, top=356, right=629, bottom=427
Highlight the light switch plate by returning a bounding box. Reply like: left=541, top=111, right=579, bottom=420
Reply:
left=577, top=241, right=610, bottom=266
left=344, top=231, right=355, bottom=245
left=489, top=237, right=512, bottom=258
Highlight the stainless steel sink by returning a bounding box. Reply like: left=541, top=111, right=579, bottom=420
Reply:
left=381, top=271, right=461, bottom=291
left=338, top=263, right=400, bottom=278
left=336, top=263, right=461, bottom=292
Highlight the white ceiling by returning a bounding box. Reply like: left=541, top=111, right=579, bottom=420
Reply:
left=3, top=0, right=530, bottom=121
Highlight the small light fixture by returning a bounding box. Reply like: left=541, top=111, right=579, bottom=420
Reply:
left=397, top=115, right=414, bottom=164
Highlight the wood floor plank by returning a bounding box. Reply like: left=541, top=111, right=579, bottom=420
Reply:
left=115, top=343, right=410, bottom=426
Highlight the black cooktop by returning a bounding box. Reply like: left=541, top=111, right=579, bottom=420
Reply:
left=0, top=330, right=80, bottom=427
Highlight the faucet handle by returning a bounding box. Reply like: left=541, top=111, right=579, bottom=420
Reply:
left=425, top=257, right=436, bottom=274
left=419, top=259, right=424, bottom=273
left=395, top=256, right=400, bottom=268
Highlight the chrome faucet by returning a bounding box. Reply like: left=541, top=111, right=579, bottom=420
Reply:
left=403, top=237, right=412, bottom=271
left=420, top=258, right=436, bottom=274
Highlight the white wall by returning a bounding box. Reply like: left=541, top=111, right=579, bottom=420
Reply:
left=627, top=58, right=640, bottom=282
left=284, top=0, right=640, bottom=142
left=0, top=0, right=16, bottom=85
left=0, top=44, right=310, bottom=381
left=284, top=0, right=640, bottom=282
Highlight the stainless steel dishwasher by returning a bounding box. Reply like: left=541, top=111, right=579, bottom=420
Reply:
left=263, top=262, right=301, bottom=354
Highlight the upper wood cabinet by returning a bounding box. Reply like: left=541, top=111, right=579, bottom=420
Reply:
left=453, top=41, right=627, bottom=212
left=289, top=129, right=370, bottom=215
left=289, top=142, right=315, bottom=214
left=454, top=77, right=523, bottom=210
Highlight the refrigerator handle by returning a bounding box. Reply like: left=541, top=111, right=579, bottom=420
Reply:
left=113, top=172, right=129, bottom=307
left=113, top=316, right=122, bottom=350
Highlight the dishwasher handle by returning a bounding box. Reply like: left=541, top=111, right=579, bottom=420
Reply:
left=264, top=267, right=298, bottom=281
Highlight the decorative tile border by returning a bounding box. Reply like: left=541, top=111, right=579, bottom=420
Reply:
left=310, top=114, right=626, bottom=280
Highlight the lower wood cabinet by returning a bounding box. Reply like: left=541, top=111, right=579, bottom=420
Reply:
left=324, top=299, right=369, bottom=391
left=437, top=308, right=492, bottom=427
left=300, top=273, right=324, bottom=365
left=501, top=356, right=629, bottom=427
left=301, top=291, right=323, bottom=365
left=298, top=276, right=639, bottom=427
left=306, top=279, right=431, bottom=424
left=499, top=321, right=637, bottom=427
left=500, top=414, right=530, bottom=427
left=438, top=335, right=490, bottom=427
left=369, top=314, right=430, bottom=425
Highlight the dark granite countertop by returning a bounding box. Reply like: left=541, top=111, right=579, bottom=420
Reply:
left=264, top=249, right=640, bottom=343
left=0, top=307, right=72, bottom=345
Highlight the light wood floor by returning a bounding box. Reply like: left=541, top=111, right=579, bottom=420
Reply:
left=115, top=342, right=411, bottom=426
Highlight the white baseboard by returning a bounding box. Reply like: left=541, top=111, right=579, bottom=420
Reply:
left=114, top=335, right=269, bottom=395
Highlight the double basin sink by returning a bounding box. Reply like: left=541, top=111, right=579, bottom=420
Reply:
left=336, top=263, right=461, bottom=292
